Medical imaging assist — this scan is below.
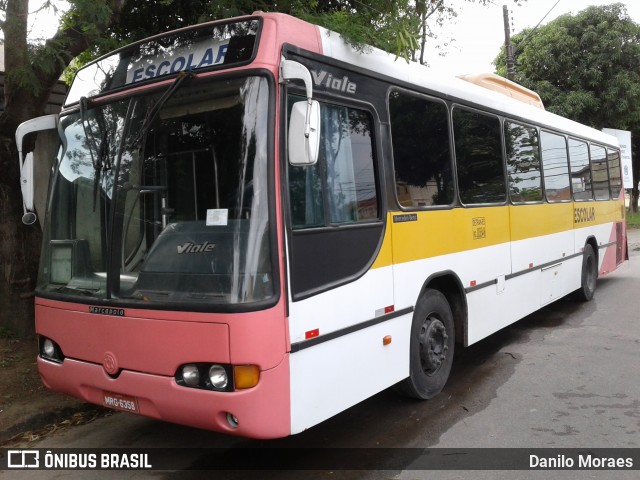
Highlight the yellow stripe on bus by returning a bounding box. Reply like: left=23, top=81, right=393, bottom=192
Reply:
left=370, top=199, right=624, bottom=269
left=388, top=207, right=510, bottom=266
left=509, top=203, right=573, bottom=242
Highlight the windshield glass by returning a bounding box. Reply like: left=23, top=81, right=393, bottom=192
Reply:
left=39, top=76, right=274, bottom=308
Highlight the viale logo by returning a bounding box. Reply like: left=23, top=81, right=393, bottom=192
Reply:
left=311, top=70, right=357, bottom=94
left=177, top=242, right=215, bottom=254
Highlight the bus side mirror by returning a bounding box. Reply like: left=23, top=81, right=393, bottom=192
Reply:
left=20, top=153, right=37, bottom=225
left=280, top=58, right=321, bottom=166
left=15, top=114, right=59, bottom=225
left=288, top=100, right=320, bottom=166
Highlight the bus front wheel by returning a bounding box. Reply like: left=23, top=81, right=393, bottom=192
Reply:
left=574, top=243, right=597, bottom=302
left=396, top=289, right=455, bottom=400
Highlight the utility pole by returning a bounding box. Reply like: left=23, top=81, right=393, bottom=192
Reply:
left=503, top=5, right=515, bottom=80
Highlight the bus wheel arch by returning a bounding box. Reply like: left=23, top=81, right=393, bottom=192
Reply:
left=585, top=236, right=599, bottom=267
left=420, top=271, right=467, bottom=345
left=395, top=272, right=466, bottom=400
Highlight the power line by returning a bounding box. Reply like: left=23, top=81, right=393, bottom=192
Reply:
left=503, top=0, right=562, bottom=80
left=514, top=0, right=562, bottom=54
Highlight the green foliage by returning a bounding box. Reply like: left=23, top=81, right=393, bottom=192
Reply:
left=626, top=208, right=640, bottom=227
left=60, top=0, right=113, bottom=36
left=107, top=0, right=425, bottom=58
left=295, top=3, right=421, bottom=58
left=495, top=4, right=640, bottom=131
left=57, top=0, right=513, bottom=73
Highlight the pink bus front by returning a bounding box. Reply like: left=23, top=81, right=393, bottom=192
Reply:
left=30, top=14, right=322, bottom=439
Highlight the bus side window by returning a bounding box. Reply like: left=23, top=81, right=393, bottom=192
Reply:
left=288, top=159, right=324, bottom=228
left=288, top=99, right=378, bottom=228
left=505, top=121, right=542, bottom=203
left=590, top=144, right=610, bottom=200
left=389, top=90, right=453, bottom=208
left=569, top=138, right=593, bottom=201
left=453, top=107, right=505, bottom=205
left=540, top=131, right=571, bottom=202
left=607, top=148, right=622, bottom=198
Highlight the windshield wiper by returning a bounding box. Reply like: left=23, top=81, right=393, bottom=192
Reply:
left=80, top=96, right=109, bottom=212
left=52, top=285, right=99, bottom=296
left=129, top=70, right=194, bottom=149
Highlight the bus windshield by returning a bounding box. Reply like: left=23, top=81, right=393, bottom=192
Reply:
left=40, top=76, right=274, bottom=308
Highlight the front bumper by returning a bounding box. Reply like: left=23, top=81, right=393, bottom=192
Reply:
left=38, top=354, right=291, bottom=439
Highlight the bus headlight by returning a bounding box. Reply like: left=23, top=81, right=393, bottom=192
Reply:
left=175, top=363, right=234, bottom=391
left=181, top=364, right=200, bottom=386
left=43, top=339, right=56, bottom=357
left=39, top=336, right=64, bottom=363
left=208, top=365, right=228, bottom=389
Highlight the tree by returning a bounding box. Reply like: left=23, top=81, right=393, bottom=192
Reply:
left=493, top=3, right=640, bottom=211
left=0, top=0, right=131, bottom=337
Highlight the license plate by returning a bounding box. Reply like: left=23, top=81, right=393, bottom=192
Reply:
left=103, top=391, right=139, bottom=413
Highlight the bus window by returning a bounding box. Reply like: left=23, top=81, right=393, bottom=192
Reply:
left=453, top=107, right=505, bottom=204
left=505, top=121, right=542, bottom=203
left=388, top=90, right=453, bottom=208
left=607, top=148, right=622, bottom=198
left=288, top=101, right=378, bottom=228
left=540, top=131, right=570, bottom=202
left=569, top=138, right=593, bottom=201
left=591, top=144, right=610, bottom=200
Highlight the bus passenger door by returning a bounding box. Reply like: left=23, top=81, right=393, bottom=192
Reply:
left=284, top=96, right=399, bottom=434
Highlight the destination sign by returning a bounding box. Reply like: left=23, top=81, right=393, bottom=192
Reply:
left=126, top=40, right=230, bottom=84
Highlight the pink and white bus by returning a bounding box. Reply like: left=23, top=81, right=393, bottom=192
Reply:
left=16, top=12, right=627, bottom=439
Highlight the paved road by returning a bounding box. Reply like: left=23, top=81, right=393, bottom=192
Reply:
left=4, top=230, right=640, bottom=480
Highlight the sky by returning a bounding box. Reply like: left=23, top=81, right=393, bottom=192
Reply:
left=28, top=0, right=68, bottom=40
left=424, top=0, right=640, bottom=76
left=24, top=0, right=640, bottom=76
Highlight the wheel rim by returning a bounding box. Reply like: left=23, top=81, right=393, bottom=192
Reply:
left=419, top=316, right=449, bottom=376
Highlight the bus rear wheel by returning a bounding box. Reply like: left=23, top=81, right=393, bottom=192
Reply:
left=574, top=243, right=597, bottom=302
left=395, top=289, right=455, bottom=400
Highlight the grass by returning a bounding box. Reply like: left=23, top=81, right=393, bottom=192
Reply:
left=627, top=209, right=640, bottom=228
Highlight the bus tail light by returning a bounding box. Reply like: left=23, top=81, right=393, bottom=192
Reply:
left=234, top=365, right=260, bottom=389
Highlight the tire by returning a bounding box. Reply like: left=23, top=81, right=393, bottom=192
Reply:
left=395, top=289, right=455, bottom=400
left=574, top=243, right=597, bottom=302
